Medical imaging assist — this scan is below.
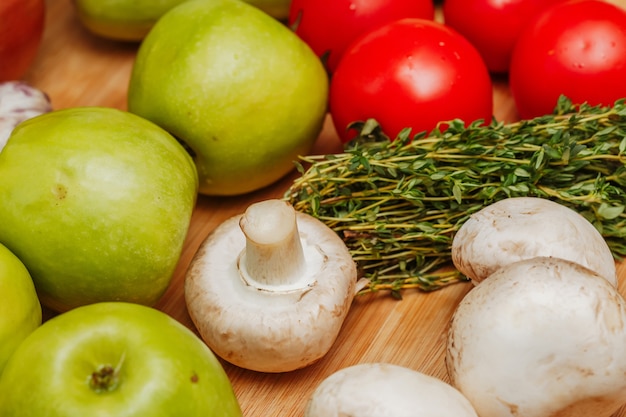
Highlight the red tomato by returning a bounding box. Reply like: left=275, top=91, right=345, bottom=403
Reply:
left=288, top=0, right=434, bottom=74
left=442, top=0, right=566, bottom=73
left=330, top=18, right=493, bottom=143
left=509, top=0, right=626, bottom=119
left=0, top=0, right=46, bottom=81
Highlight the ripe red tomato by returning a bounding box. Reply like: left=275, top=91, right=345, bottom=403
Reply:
left=288, top=0, right=434, bottom=74
left=330, top=18, right=493, bottom=143
left=509, top=0, right=626, bottom=119
left=442, top=0, right=566, bottom=73
left=0, top=0, right=46, bottom=81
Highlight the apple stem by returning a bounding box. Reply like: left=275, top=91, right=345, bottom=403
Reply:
left=89, top=352, right=125, bottom=393
left=89, top=365, right=119, bottom=393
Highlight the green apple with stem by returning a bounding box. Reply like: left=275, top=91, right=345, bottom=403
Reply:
left=0, top=107, right=198, bottom=312
left=0, top=242, right=41, bottom=374
left=72, top=0, right=292, bottom=41
left=128, top=0, right=329, bottom=196
left=0, top=302, right=242, bottom=416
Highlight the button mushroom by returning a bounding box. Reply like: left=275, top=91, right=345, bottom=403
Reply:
left=446, top=256, right=626, bottom=417
left=184, top=199, right=357, bottom=373
left=451, top=196, right=617, bottom=285
left=304, top=363, right=479, bottom=417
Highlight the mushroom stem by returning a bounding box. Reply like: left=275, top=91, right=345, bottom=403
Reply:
left=238, top=199, right=310, bottom=290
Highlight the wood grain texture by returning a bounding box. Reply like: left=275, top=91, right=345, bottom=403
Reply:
left=24, top=1, right=626, bottom=416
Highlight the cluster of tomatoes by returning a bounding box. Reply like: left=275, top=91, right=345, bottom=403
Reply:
left=288, top=0, right=626, bottom=143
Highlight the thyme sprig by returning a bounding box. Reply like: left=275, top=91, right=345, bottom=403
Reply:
left=284, top=97, right=626, bottom=298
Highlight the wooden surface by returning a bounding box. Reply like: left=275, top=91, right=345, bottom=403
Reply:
left=25, top=1, right=626, bottom=415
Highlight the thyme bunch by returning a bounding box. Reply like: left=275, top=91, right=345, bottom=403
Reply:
left=284, top=97, right=626, bottom=298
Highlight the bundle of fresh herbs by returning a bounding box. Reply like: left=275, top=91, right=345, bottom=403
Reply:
left=284, top=97, right=626, bottom=298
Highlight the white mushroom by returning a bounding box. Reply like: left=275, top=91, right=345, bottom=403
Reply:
left=446, top=256, right=626, bottom=417
left=184, top=199, right=357, bottom=373
left=304, top=363, right=479, bottom=417
left=0, top=81, right=52, bottom=151
left=451, top=196, right=616, bottom=285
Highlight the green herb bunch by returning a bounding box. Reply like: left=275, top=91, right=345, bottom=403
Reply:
left=284, top=97, right=626, bottom=298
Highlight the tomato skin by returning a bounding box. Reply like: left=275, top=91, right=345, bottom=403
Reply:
left=509, top=0, right=626, bottom=119
left=288, top=0, right=434, bottom=73
left=329, top=18, right=493, bottom=143
left=0, top=0, right=46, bottom=81
left=442, top=0, right=566, bottom=73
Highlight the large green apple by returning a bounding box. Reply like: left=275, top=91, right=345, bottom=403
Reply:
left=0, top=242, right=41, bottom=374
left=0, top=107, right=198, bottom=312
left=128, top=0, right=329, bottom=196
left=72, top=0, right=292, bottom=42
left=0, top=302, right=242, bottom=416
left=71, top=0, right=189, bottom=41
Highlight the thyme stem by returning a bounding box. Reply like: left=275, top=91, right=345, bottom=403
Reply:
left=285, top=97, right=626, bottom=299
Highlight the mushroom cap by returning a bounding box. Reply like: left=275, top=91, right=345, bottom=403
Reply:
left=184, top=210, right=356, bottom=373
left=305, top=363, right=478, bottom=417
left=451, top=197, right=616, bottom=285
left=446, top=256, right=626, bottom=417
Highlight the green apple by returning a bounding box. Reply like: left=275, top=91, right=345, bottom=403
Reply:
left=0, top=242, right=41, bottom=374
left=71, top=0, right=188, bottom=41
left=0, top=107, right=198, bottom=312
left=0, top=302, right=242, bottom=416
left=72, top=0, right=291, bottom=42
left=128, top=0, right=329, bottom=196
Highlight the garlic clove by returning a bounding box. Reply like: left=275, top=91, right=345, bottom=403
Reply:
left=0, top=81, right=52, bottom=151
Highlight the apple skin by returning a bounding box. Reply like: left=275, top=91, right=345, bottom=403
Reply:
left=0, top=0, right=46, bottom=81
left=72, top=0, right=188, bottom=42
left=0, top=107, right=198, bottom=312
left=0, top=242, right=41, bottom=374
left=128, top=0, right=329, bottom=196
left=0, top=302, right=242, bottom=416
left=73, top=0, right=291, bottom=41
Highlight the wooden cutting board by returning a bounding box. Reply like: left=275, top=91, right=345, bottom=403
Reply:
left=23, top=1, right=626, bottom=415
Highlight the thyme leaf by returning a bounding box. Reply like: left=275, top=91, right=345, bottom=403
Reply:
left=285, top=97, right=626, bottom=298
